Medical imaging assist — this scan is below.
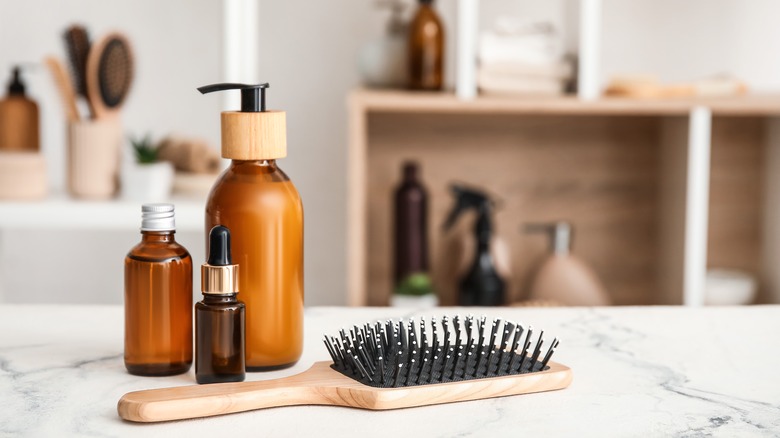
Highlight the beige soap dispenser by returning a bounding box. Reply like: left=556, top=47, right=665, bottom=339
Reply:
left=525, top=221, right=610, bottom=306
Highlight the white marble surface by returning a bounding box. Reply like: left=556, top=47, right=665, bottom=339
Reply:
left=1, top=305, right=779, bottom=437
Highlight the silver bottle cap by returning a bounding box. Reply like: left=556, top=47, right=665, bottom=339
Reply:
left=141, top=203, right=175, bottom=231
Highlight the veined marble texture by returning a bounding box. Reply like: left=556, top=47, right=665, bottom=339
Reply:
left=1, top=305, right=778, bottom=437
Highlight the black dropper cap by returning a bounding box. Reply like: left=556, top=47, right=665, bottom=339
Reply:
left=7, top=66, right=25, bottom=96
left=197, top=83, right=269, bottom=112
left=207, top=225, right=233, bottom=266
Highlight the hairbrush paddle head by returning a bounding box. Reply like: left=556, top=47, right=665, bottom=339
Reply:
left=324, top=315, right=560, bottom=388
left=87, top=32, right=133, bottom=118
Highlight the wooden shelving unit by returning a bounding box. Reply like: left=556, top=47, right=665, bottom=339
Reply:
left=347, top=89, right=780, bottom=307
left=353, top=89, right=780, bottom=116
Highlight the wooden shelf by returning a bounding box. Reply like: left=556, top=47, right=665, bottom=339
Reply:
left=351, top=89, right=780, bottom=116
left=347, top=88, right=780, bottom=307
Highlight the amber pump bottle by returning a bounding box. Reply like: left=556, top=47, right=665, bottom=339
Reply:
left=124, top=204, right=193, bottom=376
left=408, top=0, right=444, bottom=91
left=0, top=66, right=39, bottom=151
left=199, top=83, right=303, bottom=371
left=196, top=225, right=245, bottom=384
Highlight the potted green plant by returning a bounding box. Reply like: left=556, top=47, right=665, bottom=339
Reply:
left=121, top=134, right=174, bottom=201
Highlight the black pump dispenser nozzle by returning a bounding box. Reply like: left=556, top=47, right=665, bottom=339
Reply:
left=7, top=66, right=26, bottom=95
left=207, top=225, right=233, bottom=266
left=197, top=83, right=269, bottom=112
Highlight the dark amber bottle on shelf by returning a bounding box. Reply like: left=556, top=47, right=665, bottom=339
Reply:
left=196, top=225, right=245, bottom=384
left=124, top=204, right=193, bottom=376
left=408, top=0, right=444, bottom=91
left=199, top=83, right=303, bottom=371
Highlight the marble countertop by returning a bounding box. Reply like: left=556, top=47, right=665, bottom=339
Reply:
left=2, top=305, right=779, bottom=437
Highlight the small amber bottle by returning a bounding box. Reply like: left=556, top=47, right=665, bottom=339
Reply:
left=408, top=0, right=444, bottom=91
left=196, top=225, right=245, bottom=384
left=124, top=204, right=193, bottom=376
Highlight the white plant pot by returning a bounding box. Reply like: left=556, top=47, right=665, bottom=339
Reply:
left=390, top=294, right=439, bottom=309
left=121, top=161, right=174, bottom=202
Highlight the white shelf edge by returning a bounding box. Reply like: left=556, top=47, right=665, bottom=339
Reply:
left=0, top=197, right=205, bottom=232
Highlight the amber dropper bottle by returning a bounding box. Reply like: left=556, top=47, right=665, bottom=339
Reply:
left=196, top=225, right=245, bottom=384
left=124, top=204, right=192, bottom=376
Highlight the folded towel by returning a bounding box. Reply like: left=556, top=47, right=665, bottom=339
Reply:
left=478, top=71, right=565, bottom=96
left=479, top=61, right=572, bottom=80
left=479, top=19, right=563, bottom=65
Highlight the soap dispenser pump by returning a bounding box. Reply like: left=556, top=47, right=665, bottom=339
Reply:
left=525, top=221, right=611, bottom=306
left=444, top=184, right=507, bottom=306
left=199, top=82, right=303, bottom=371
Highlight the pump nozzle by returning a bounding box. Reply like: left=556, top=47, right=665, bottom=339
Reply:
left=442, top=184, right=495, bottom=230
left=7, top=65, right=27, bottom=95
left=198, top=82, right=269, bottom=112
left=525, top=221, right=573, bottom=255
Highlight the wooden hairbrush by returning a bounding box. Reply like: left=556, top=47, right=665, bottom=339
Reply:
left=118, top=315, right=572, bottom=423
left=86, top=32, right=134, bottom=119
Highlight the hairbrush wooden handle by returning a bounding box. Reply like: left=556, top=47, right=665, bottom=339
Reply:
left=44, top=56, right=80, bottom=122
left=118, top=361, right=572, bottom=423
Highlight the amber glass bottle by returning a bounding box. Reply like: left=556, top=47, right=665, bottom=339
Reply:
left=124, top=204, right=193, bottom=376
left=206, top=160, right=303, bottom=370
left=0, top=66, right=40, bottom=151
left=408, top=0, right=444, bottom=91
left=196, top=225, right=245, bottom=384
left=199, top=83, right=303, bottom=371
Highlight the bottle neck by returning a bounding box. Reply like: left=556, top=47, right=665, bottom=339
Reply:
left=202, top=293, right=238, bottom=304
left=232, top=159, right=277, bottom=167
left=141, top=230, right=176, bottom=243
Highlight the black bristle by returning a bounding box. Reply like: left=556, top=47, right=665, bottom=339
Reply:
left=376, top=338, right=386, bottom=385
left=497, top=321, right=514, bottom=374
left=530, top=331, right=545, bottom=370
left=440, top=348, right=453, bottom=382
left=477, top=315, right=487, bottom=353
left=393, top=364, right=403, bottom=387
left=541, top=338, right=559, bottom=369
left=399, top=320, right=408, bottom=352
left=506, top=326, right=522, bottom=373
left=466, top=316, right=474, bottom=350
left=327, top=316, right=560, bottom=388
left=453, top=315, right=462, bottom=350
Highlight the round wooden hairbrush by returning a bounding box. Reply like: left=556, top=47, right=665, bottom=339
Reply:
left=86, top=32, right=134, bottom=119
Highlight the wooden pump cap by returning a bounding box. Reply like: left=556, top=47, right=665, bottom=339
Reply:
left=221, top=110, right=287, bottom=160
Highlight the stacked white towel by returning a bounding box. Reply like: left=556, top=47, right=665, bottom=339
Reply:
left=478, top=20, right=571, bottom=96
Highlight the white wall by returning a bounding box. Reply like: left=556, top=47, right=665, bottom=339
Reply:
left=0, top=0, right=221, bottom=304
left=1, top=0, right=779, bottom=305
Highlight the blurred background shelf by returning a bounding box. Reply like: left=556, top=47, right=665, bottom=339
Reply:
left=0, top=195, right=204, bottom=231
left=348, top=89, right=780, bottom=308
left=353, top=89, right=780, bottom=116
